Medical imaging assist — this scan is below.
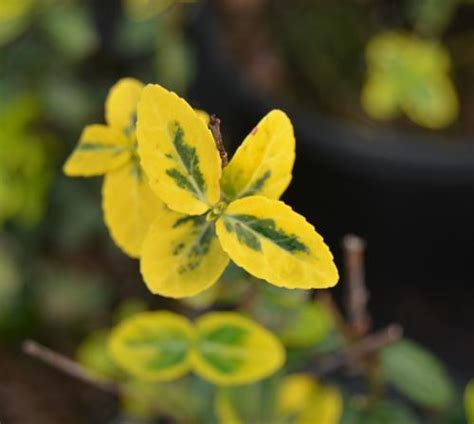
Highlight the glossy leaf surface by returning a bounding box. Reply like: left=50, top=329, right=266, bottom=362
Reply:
left=221, top=110, right=295, bottom=201
left=216, top=196, right=339, bottom=289
left=137, top=84, right=221, bottom=214
left=140, top=207, right=229, bottom=297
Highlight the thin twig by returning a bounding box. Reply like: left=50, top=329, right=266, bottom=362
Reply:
left=22, top=340, right=119, bottom=395
left=209, top=115, right=228, bottom=167
left=342, top=234, right=371, bottom=337
left=315, top=323, right=403, bottom=377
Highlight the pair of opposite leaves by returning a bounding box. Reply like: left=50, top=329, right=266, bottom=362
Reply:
left=109, top=310, right=284, bottom=386
left=64, top=78, right=339, bottom=298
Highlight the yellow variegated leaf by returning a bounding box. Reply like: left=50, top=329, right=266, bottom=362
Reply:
left=140, top=206, right=229, bottom=298
left=64, top=124, right=131, bottom=176
left=221, top=110, right=295, bottom=201
left=102, top=160, right=164, bottom=258
left=216, top=196, right=339, bottom=289
left=108, top=311, right=194, bottom=381
left=137, top=84, right=221, bottom=215
left=105, top=78, right=144, bottom=134
left=191, top=312, right=285, bottom=386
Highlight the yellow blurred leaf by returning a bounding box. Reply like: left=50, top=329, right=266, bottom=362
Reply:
left=276, top=374, right=317, bottom=415
left=108, top=311, right=194, bottom=381
left=215, top=389, right=243, bottom=424
left=105, top=78, right=144, bottom=134
left=362, top=31, right=458, bottom=129
left=63, top=124, right=132, bottom=176
left=277, top=373, right=342, bottom=424
left=192, top=312, right=285, bottom=386
left=102, top=160, right=164, bottom=257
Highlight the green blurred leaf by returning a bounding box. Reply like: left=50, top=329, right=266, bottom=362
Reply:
left=41, top=3, right=98, bottom=60
left=40, top=76, right=97, bottom=128
left=121, top=376, right=215, bottom=422
left=410, top=0, right=459, bottom=36
left=380, top=339, right=454, bottom=409
left=0, top=96, right=55, bottom=229
left=114, top=17, right=159, bottom=55
left=215, top=379, right=279, bottom=424
left=34, top=265, right=111, bottom=326
left=76, top=329, right=122, bottom=380
left=279, top=301, right=334, bottom=348
left=341, top=400, right=419, bottom=424
left=155, top=24, right=194, bottom=94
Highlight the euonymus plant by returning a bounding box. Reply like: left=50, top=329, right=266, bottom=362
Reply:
left=65, top=78, right=339, bottom=298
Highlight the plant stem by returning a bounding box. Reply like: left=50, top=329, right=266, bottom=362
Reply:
left=209, top=115, right=229, bottom=167
left=342, top=234, right=372, bottom=337
left=22, top=340, right=119, bottom=395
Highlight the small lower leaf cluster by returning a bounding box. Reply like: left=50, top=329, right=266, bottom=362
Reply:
left=104, top=310, right=285, bottom=386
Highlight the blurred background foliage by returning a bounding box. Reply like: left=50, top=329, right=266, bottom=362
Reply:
left=218, top=0, right=474, bottom=134
left=0, top=0, right=472, bottom=423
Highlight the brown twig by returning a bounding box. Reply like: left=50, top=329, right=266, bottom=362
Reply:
left=342, top=234, right=371, bottom=337
left=315, top=323, right=403, bottom=377
left=209, top=115, right=228, bottom=167
left=22, top=340, right=119, bottom=395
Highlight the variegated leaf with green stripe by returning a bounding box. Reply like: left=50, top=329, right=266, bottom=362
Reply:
left=108, top=311, right=194, bottom=381
left=192, top=312, right=285, bottom=385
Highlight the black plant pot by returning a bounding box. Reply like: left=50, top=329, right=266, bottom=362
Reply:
left=188, top=2, right=474, bottom=291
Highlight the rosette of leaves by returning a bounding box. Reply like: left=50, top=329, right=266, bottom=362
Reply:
left=65, top=81, right=339, bottom=298
left=136, top=84, right=338, bottom=297
left=64, top=78, right=163, bottom=257
left=362, top=31, right=459, bottom=129
left=108, top=310, right=285, bottom=385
